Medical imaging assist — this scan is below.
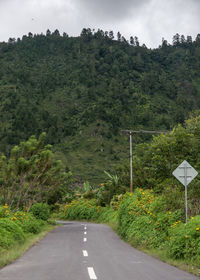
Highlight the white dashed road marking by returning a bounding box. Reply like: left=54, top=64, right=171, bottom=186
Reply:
left=83, top=250, right=88, bottom=257
left=84, top=237, right=87, bottom=242
left=84, top=231, right=87, bottom=235
left=87, top=267, right=97, bottom=279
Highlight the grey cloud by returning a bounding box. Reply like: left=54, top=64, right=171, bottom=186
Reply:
left=75, top=0, right=151, bottom=21
left=0, top=0, right=200, bottom=47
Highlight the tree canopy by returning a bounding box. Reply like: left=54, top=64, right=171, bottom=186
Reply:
left=0, top=29, right=200, bottom=183
left=0, top=133, right=72, bottom=209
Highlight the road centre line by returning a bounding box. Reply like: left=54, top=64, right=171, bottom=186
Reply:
left=82, top=250, right=88, bottom=257
left=84, top=237, right=87, bottom=242
left=87, top=267, right=97, bottom=280
left=84, top=231, right=87, bottom=235
left=84, top=226, right=87, bottom=230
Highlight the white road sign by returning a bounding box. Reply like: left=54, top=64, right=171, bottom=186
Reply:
left=172, top=160, right=198, bottom=187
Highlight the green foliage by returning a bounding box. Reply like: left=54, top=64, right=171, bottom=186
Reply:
left=168, top=216, right=200, bottom=261
left=0, top=205, right=10, bottom=218
left=118, top=116, right=200, bottom=216
left=117, top=190, right=199, bottom=262
left=0, top=218, right=25, bottom=242
left=47, top=218, right=57, bottom=225
left=0, top=31, right=200, bottom=183
left=0, top=205, right=49, bottom=251
left=118, top=189, right=183, bottom=248
left=60, top=199, right=99, bottom=221
left=59, top=198, right=117, bottom=223
left=97, top=171, right=127, bottom=205
left=97, top=207, right=117, bottom=224
left=0, top=133, right=72, bottom=209
left=83, top=181, right=92, bottom=192
left=15, top=213, right=44, bottom=234
left=31, top=203, right=50, bottom=221
left=0, top=228, right=14, bottom=249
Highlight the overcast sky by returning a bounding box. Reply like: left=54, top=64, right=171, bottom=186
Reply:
left=0, top=0, right=199, bottom=48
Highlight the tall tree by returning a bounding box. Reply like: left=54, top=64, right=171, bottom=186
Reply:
left=0, top=133, right=72, bottom=209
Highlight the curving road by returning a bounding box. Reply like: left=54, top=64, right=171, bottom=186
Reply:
left=0, top=221, right=199, bottom=280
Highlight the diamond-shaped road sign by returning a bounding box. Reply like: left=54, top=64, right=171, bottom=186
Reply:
left=173, top=160, right=198, bottom=187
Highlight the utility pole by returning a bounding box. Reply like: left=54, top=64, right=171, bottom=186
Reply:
left=129, top=132, right=133, bottom=193
left=121, top=129, right=167, bottom=193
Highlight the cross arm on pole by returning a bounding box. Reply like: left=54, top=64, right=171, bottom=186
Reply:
left=121, top=129, right=168, bottom=135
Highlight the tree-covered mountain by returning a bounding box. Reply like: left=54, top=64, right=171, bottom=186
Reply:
left=0, top=28, right=200, bottom=183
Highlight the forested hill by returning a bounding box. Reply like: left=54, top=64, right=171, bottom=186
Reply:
left=0, top=29, right=200, bottom=183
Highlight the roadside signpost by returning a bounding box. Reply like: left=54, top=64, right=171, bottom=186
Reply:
left=173, top=160, right=198, bottom=223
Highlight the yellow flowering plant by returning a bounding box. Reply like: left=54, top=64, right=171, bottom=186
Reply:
left=168, top=215, right=200, bottom=260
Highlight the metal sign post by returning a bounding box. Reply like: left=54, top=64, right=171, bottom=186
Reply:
left=184, top=163, right=188, bottom=224
left=173, top=160, right=198, bottom=224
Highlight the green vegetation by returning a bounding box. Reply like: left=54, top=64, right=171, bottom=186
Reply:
left=0, top=133, right=72, bottom=209
left=30, top=203, right=50, bottom=221
left=0, top=29, right=200, bottom=274
left=116, top=115, right=200, bottom=216
left=0, top=135, right=68, bottom=266
left=1, top=30, right=200, bottom=183
left=58, top=198, right=117, bottom=223
left=56, top=115, right=200, bottom=274
left=0, top=204, right=45, bottom=250
left=0, top=203, right=58, bottom=268
left=0, top=223, right=55, bottom=268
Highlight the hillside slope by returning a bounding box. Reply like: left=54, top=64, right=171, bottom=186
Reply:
left=0, top=29, right=200, bottom=183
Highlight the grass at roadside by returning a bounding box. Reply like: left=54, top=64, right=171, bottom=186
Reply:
left=89, top=216, right=198, bottom=277
left=107, top=219, right=200, bottom=277
left=0, top=224, right=57, bottom=268
left=134, top=245, right=200, bottom=277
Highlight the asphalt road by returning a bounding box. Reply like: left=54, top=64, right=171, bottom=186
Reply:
left=0, top=221, right=199, bottom=280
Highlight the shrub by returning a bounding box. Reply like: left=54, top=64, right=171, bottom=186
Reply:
left=0, top=205, right=10, bottom=218
left=118, top=189, right=183, bottom=249
left=0, top=227, right=14, bottom=249
left=59, top=198, right=118, bottom=224
left=62, top=199, right=99, bottom=220
left=47, top=219, right=57, bottom=225
left=168, top=215, right=200, bottom=261
left=31, top=203, right=50, bottom=221
left=98, top=207, right=117, bottom=223
left=0, top=218, right=25, bottom=242
left=18, top=213, right=44, bottom=234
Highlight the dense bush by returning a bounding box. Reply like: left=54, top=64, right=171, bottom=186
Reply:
left=0, top=205, right=10, bottom=218
left=31, top=203, right=50, bottom=221
left=18, top=213, right=45, bottom=234
left=0, top=228, right=14, bottom=249
left=118, top=189, right=183, bottom=248
left=59, top=198, right=117, bottom=223
left=98, top=207, right=117, bottom=223
left=0, top=218, right=25, bottom=242
left=60, top=199, right=99, bottom=221
left=0, top=205, right=48, bottom=251
left=168, top=215, right=200, bottom=261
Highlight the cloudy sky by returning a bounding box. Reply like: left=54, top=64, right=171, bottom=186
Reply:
left=0, top=0, right=199, bottom=48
